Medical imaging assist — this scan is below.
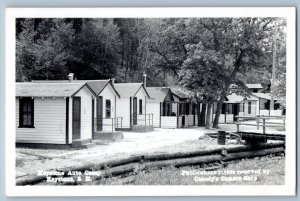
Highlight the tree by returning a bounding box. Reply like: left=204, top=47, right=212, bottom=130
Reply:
left=173, top=18, right=281, bottom=128
left=16, top=19, right=76, bottom=80
left=16, top=19, right=37, bottom=81
left=71, top=19, right=121, bottom=80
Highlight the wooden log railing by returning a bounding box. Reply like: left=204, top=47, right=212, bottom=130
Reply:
left=16, top=141, right=285, bottom=186
left=235, top=115, right=286, bottom=134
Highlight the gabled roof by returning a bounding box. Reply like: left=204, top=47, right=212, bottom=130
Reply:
left=225, top=93, right=259, bottom=103
left=16, top=82, right=97, bottom=97
left=146, top=87, right=171, bottom=103
left=246, top=84, right=263, bottom=89
left=114, top=83, right=150, bottom=98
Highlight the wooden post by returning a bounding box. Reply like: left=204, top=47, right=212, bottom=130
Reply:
left=256, top=118, right=259, bottom=130
left=237, top=116, right=240, bottom=132
left=112, top=118, right=114, bottom=133
left=263, top=118, right=266, bottom=134
left=283, top=118, right=286, bottom=131
left=225, top=104, right=227, bottom=123
left=151, top=114, right=153, bottom=126
left=177, top=103, right=179, bottom=128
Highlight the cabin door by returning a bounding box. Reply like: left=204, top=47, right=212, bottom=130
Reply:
left=133, top=97, right=138, bottom=125
left=233, top=104, right=239, bottom=121
left=72, top=97, right=81, bottom=140
left=97, top=96, right=103, bottom=131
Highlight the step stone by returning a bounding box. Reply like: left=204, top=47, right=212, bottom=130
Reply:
left=81, top=142, right=96, bottom=149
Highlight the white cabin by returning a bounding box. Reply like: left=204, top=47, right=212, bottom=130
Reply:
left=16, top=82, right=97, bottom=144
left=114, top=83, right=151, bottom=129
left=85, top=80, right=120, bottom=133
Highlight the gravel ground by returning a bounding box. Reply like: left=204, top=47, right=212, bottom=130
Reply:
left=16, top=123, right=285, bottom=177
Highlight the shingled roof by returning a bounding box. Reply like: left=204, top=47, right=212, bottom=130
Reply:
left=114, top=83, right=149, bottom=98
left=169, top=87, right=191, bottom=99
left=146, top=87, right=171, bottom=103
left=16, top=82, right=95, bottom=97
left=31, top=79, right=120, bottom=97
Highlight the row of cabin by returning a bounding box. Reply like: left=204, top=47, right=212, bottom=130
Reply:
left=15, top=76, right=197, bottom=145
left=210, top=84, right=284, bottom=123
left=16, top=77, right=283, bottom=145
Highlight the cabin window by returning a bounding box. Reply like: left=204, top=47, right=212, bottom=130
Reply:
left=139, top=99, right=143, bottom=114
left=248, top=102, right=252, bottom=114
left=105, top=100, right=111, bottom=118
left=19, top=97, right=34, bottom=128
left=253, top=89, right=258, bottom=93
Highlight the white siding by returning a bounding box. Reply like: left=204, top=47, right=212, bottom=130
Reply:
left=116, top=87, right=151, bottom=129
left=178, top=116, right=182, bottom=127
left=16, top=97, right=67, bottom=144
left=226, top=114, right=234, bottom=123
left=99, top=84, right=117, bottom=132
left=212, top=114, right=234, bottom=124
left=68, top=97, right=73, bottom=144
left=260, top=110, right=270, bottom=115
left=187, top=115, right=194, bottom=126
left=116, top=98, right=130, bottom=129
left=161, top=116, right=177, bottom=128
left=135, top=88, right=148, bottom=126
left=74, top=87, right=94, bottom=140
left=135, top=88, right=147, bottom=115
left=146, top=102, right=161, bottom=127
left=244, top=100, right=258, bottom=116
left=270, top=110, right=282, bottom=116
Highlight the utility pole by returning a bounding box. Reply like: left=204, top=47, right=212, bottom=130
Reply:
left=270, top=26, right=277, bottom=111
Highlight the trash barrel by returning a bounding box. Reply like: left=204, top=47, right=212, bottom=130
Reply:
left=217, top=131, right=226, bottom=145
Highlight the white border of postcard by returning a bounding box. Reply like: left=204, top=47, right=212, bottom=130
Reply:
left=5, top=7, right=296, bottom=196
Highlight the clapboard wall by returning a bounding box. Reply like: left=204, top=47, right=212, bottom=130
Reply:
left=16, top=97, right=67, bottom=144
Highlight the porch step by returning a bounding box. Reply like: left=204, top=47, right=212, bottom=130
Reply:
left=81, top=142, right=96, bottom=149
left=131, top=125, right=154, bottom=132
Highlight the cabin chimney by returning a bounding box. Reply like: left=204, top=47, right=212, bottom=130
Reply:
left=111, top=78, right=115, bottom=84
left=68, top=73, right=74, bottom=82
left=143, top=72, right=147, bottom=87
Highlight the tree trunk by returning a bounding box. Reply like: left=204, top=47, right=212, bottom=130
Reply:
left=200, top=103, right=206, bottom=126
left=212, top=49, right=244, bottom=128
left=212, top=93, right=226, bottom=128
left=197, top=102, right=201, bottom=126
left=205, top=102, right=212, bottom=129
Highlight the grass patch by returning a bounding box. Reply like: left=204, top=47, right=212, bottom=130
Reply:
left=93, top=154, right=285, bottom=185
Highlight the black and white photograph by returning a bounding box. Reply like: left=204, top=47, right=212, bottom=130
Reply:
left=5, top=7, right=296, bottom=196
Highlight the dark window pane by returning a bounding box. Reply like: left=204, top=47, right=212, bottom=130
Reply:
left=106, top=100, right=111, bottom=118
left=139, top=99, right=142, bottom=114
left=20, top=98, right=34, bottom=127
